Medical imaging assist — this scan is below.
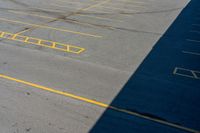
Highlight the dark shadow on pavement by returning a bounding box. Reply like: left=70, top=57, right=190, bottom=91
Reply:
left=90, top=0, right=200, bottom=132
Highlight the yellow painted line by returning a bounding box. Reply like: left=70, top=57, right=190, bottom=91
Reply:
left=0, top=17, right=102, bottom=38
left=88, top=0, right=98, bottom=2
left=99, top=2, right=146, bottom=9
left=0, top=74, right=109, bottom=108
left=9, top=11, right=102, bottom=29
left=50, top=3, right=83, bottom=9
left=32, top=7, right=67, bottom=13
left=9, top=11, right=61, bottom=20
left=56, top=0, right=91, bottom=5
left=0, top=31, right=85, bottom=54
left=53, top=2, right=139, bottom=12
left=105, top=2, right=146, bottom=8
left=15, top=27, right=35, bottom=35
left=9, top=11, right=116, bottom=30
left=56, top=0, right=144, bottom=9
left=91, top=5, right=138, bottom=12
left=53, top=0, right=123, bottom=22
left=49, top=2, right=124, bottom=22
left=116, top=0, right=147, bottom=4
left=82, top=10, right=111, bottom=14
left=19, top=6, right=124, bottom=24
left=77, top=14, right=123, bottom=22
left=0, top=73, right=199, bottom=133
left=82, top=0, right=112, bottom=11
left=50, top=3, right=82, bottom=10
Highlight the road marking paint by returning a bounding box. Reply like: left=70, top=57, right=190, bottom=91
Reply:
left=89, top=4, right=138, bottom=12
left=50, top=3, right=83, bottom=10
left=115, top=0, right=147, bottom=4
left=8, top=1, right=113, bottom=36
left=77, top=14, right=123, bottom=22
left=15, top=27, right=35, bottom=35
left=0, top=31, right=85, bottom=54
left=0, top=74, right=109, bottom=108
left=186, top=39, right=200, bottom=43
left=59, top=0, right=146, bottom=8
left=82, top=0, right=112, bottom=11
left=49, top=0, right=124, bottom=23
left=59, top=0, right=124, bottom=22
left=182, top=51, right=200, bottom=56
left=26, top=1, right=123, bottom=22
left=100, top=5, right=144, bottom=11
left=0, top=17, right=102, bottom=38
left=53, top=1, right=140, bottom=12
left=30, top=7, right=68, bottom=13
left=56, top=0, right=92, bottom=5
left=0, top=73, right=199, bottom=133
left=9, top=0, right=112, bottom=36
left=105, top=2, right=146, bottom=8
left=89, top=0, right=98, bottom=2
left=9, top=11, right=104, bottom=29
left=85, top=5, right=140, bottom=17
left=173, top=67, right=200, bottom=80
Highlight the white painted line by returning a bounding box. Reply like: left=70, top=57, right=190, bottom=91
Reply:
left=186, top=39, right=200, bottom=43
left=173, top=67, right=200, bottom=80
left=182, top=51, right=200, bottom=56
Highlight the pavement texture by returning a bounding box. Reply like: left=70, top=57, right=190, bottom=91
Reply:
left=91, top=0, right=200, bottom=132
left=0, top=0, right=199, bottom=133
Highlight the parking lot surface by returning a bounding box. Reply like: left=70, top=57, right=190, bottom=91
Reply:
left=0, top=0, right=199, bottom=133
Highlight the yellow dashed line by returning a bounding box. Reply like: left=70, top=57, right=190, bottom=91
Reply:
left=0, top=17, right=102, bottom=38
left=0, top=73, right=198, bottom=133
left=0, top=31, right=85, bottom=54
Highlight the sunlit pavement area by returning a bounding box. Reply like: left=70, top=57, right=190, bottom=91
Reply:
left=0, top=0, right=199, bottom=133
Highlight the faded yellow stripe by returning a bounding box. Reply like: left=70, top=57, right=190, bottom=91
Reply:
left=9, top=11, right=101, bottom=29
left=0, top=17, right=102, bottom=38
left=82, top=0, right=112, bottom=11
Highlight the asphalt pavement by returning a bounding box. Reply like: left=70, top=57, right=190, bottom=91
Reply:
left=1, top=0, right=199, bottom=133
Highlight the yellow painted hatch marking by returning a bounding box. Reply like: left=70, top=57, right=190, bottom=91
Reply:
left=0, top=31, right=85, bottom=54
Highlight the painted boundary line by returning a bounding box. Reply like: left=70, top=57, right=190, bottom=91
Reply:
left=6, top=0, right=108, bottom=36
left=182, top=51, right=200, bottom=56
left=81, top=0, right=112, bottom=11
left=52, top=2, right=140, bottom=12
left=173, top=67, right=200, bottom=80
left=0, top=74, right=199, bottom=133
left=0, top=31, right=85, bottom=54
left=8, top=11, right=116, bottom=29
left=0, top=18, right=102, bottom=38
